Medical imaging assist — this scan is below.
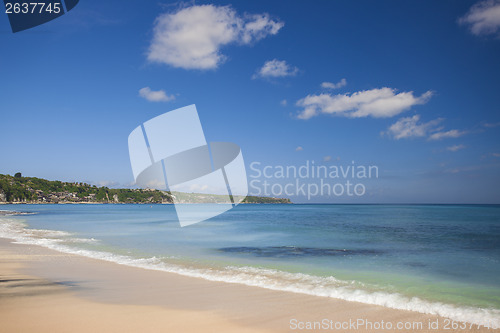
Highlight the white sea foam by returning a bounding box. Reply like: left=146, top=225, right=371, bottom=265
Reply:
left=0, top=218, right=98, bottom=245
left=0, top=217, right=498, bottom=328
left=0, top=210, right=37, bottom=216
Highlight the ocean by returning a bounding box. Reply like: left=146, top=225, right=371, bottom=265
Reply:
left=1, top=204, right=499, bottom=327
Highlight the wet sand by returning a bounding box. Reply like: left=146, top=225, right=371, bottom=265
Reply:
left=0, top=238, right=496, bottom=332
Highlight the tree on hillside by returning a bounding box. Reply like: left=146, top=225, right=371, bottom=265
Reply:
left=14, top=172, right=22, bottom=178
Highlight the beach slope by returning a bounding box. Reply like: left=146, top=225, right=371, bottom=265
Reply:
left=1, top=238, right=497, bottom=333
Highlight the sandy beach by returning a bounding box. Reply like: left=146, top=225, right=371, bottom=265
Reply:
left=0, top=237, right=497, bottom=333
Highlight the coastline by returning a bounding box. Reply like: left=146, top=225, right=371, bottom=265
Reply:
left=0, top=238, right=269, bottom=333
left=0, top=201, right=290, bottom=205
left=0, top=174, right=291, bottom=205
left=1, top=237, right=497, bottom=332
left=0, top=202, right=169, bottom=205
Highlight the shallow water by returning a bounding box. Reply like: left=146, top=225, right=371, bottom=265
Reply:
left=1, top=204, right=499, bottom=327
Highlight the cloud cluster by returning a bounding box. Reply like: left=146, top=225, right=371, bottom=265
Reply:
left=147, top=5, right=283, bottom=70
left=296, top=88, right=432, bottom=120
left=321, top=78, right=347, bottom=90
left=139, top=87, right=175, bottom=102
left=384, top=114, right=467, bottom=141
left=459, top=0, right=500, bottom=36
left=253, top=59, right=298, bottom=78
left=385, top=115, right=443, bottom=140
left=447, top=144, right=466, bottom=152
left=483, top=121, right=500, bottom=128
left=428, top=129, right=468, bottom=141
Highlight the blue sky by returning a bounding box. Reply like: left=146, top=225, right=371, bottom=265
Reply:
left=1, top=0, right=500, bottom=203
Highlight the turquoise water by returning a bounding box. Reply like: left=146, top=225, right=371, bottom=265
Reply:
left=1, top=204, right=499, bottom=327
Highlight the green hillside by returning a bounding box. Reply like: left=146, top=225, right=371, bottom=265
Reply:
left=0, top=173, right=291, bottom=204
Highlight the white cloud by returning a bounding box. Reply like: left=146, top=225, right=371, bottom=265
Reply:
left=492, top=152, right=500, bottom=157
left=483, top=121, right=500, bottom=128
left=295, top=146, right=303, bottom=151
left=147, top=5, right=283, bottom=70
left=385, top=115, right=468, bottom=141
left=459, top=0, right=500, bottom=36
left=139, top=87, right=175, bottom=102
left=382, top=114, right=468, bottom=141
left=385, top=115, right=444, bottom=140
left=321, top=78, right=347, bottom=90
left=447, top=144, right=466, bottom=152
left=253, top=59, right=298, bottom=78
left=323, top=156, right=332, bottom=162
left=280, top=99, right=287, bottom=106
left=296, top=88, right=432, bottom=120
left=428, top=129, right=468, bottom=141
left=241, top=13, right=284, bottom=43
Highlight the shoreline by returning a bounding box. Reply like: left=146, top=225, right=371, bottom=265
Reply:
left=1, top=237, right=497, bottom=332
left=0, top=201, right=292, bottom=205
left=0, top=238, right=269, bottom=333
left=0, top=202, right=171, bottom=205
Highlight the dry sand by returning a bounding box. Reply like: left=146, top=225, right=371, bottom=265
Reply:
left=0, top=238, right=497, bottom=333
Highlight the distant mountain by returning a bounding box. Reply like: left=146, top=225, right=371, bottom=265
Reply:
left=0, top=174, right=291, bottom=204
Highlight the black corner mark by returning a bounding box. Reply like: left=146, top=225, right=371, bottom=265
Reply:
left=3, top=0, right=79, bottom=33
left=64, top=0, right=78, bottom=11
